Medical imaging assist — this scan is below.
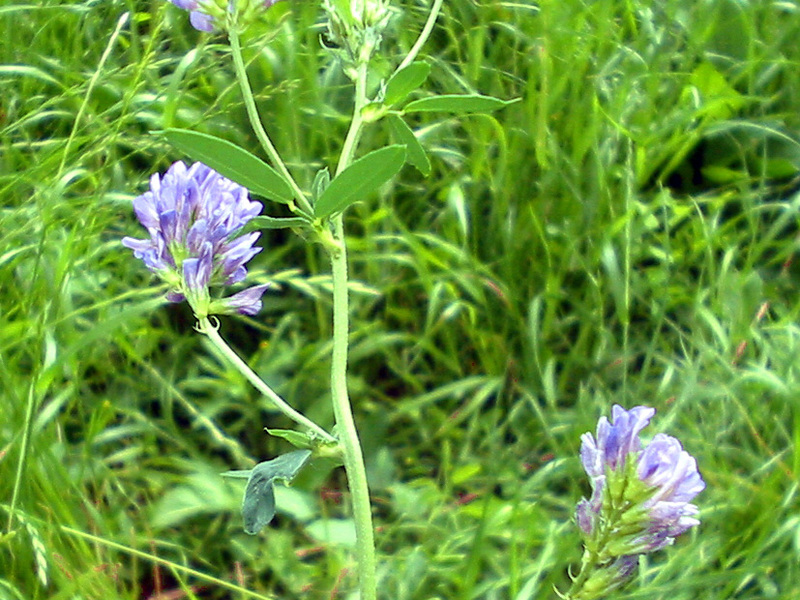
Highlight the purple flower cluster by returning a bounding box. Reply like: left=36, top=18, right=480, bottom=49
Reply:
left=577, top=405, right=705, bottom=554
left=122, top=161, right=269, bottom=317
left=168, top=0, right=283, bottom=32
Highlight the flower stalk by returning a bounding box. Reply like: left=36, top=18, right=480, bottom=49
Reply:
left=198, top=318, right=336, bottom=443
left=227, top=22, right=313, bottom=217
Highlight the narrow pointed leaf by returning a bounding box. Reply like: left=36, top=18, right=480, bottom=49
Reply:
left=388, top=115, right=431, bottom=176
left=221, top=469, right=253, bottom=479
left=315, top=145, right=406, bottom=219
left=241, top=216, right=310, bottom=232
left=385, top=61, right=431, bottom=106
left=404, top=94, right=518, bottom=114
left=163, top=128, right=294, bottom=203
left=266, top=428, right=315, bottom=448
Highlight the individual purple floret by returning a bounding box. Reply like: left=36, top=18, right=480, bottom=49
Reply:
left=122, top=161, right=269, bottom=317
left=635, top=432, right=706, bottom=550
left=168, top=0, right=284, bottom=32
left=576, top=405, right=704, bottom=551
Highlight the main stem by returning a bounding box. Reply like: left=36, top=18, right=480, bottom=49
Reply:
left=329, top=60, right=376, bottom=600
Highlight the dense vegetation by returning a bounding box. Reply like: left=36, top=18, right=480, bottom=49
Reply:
left=1, top=0, right=799, bottom=598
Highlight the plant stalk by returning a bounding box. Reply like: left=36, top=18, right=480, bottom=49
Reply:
left=198, top=318, right=336, bottom=444
left=328, top=59, right=376, bottom=600
left=228, top=25, right=314, bottom=216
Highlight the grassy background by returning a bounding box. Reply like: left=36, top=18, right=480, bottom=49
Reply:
left=2, top=0, right=800, bottom=598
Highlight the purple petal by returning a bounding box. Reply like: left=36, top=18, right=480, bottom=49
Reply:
left=576, top=499, right=594, bottom=535
left=221, top=283, right=271, bottom=315
left=605, top=405, right=654, bottom=470
left=183, top=242, right=213, bottom=291
left=170, top=0, right=198, bottom=9
left=125, top=160, right=264, bottom=307
left=638, top=433, right=705, bottom=504
left=189, top=11, right=215, bottom=32
left=166, top=290, right=186, bottom=302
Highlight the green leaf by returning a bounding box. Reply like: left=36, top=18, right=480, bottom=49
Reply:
left=384, top=61, right=431, bottom=106
left=404, top=94, right=518, bottom=114
left=240, top=216, right=309, bottom=233
left=162, top=128, right=294, bottom=204
left=311, top=167, right=331, bottom=202
left=314, top=145, right=406, bottom=219
left=241, top=450, right=312, bottom=535
left=221, top=469, right=252, bottom=480
left=266, top=428, right=315, bottom=448
left=388, top=115, right=431, bottom=176
left=305, top=519, right=357, bottom=547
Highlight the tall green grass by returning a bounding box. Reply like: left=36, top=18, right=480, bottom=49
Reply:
left=1, top=0, right=799, bottom=598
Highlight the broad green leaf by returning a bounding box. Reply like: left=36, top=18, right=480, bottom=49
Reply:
left=404, top=94, right=518, bottom=114
left=162, top=128, right=294, bottom=203
left=241, top=450, right=312, bottom=535
left=385, top=61, right=431, bottom=106
left=314, top=145, right=406, bottom=219
left=388, top=115, right=431, bottom=176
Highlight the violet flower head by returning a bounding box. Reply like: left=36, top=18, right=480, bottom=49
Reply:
left=168, top=0, right=284, bottom=32
left=576, top=404, right=704, bottom=556
left=122, top=161, right=269, bottom=318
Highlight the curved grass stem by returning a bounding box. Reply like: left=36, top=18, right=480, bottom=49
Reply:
left=228, top=25, right=314, bottom=217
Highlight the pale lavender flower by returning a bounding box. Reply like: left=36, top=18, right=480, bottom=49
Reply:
left=635, top=433, right=705, bottom=551
left=570, top=405, right=704, bottom=598
left=123, top=161, right=269, bottom=317
left=168, top=0, right=284, bottom=32
left=576, top=405, right=704, bottom=552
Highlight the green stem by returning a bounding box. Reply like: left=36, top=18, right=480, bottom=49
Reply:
left=60, top=526, right=273, bottom=600
left=228, top=25, right=314, bottom=217
left=198, top=318, right=336, bottom=444
left=394, top=0, right=443, bottom=73
left=328, top=60, right=376, bottom=600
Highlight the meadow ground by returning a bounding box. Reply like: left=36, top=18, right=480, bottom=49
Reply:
left=1, top=0, right=800, bottom=599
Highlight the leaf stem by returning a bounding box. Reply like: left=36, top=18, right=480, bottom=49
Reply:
left=228, top=25, right=314, bottom=216
left=328, top=59, right=376, bottom=600
left=198, top=318, right=336, bottom=444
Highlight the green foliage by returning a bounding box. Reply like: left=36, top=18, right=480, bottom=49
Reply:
left=164, top=128, right=295, bottom=204
left=235, top=449, right=312, bottom=535
left=314, top=145, right=406, bottom=218
left=384, top=61, right=431, bottom=106
left=2, top=0, right=800, bottom=599
left=403, top=94, right=518, bottom=114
